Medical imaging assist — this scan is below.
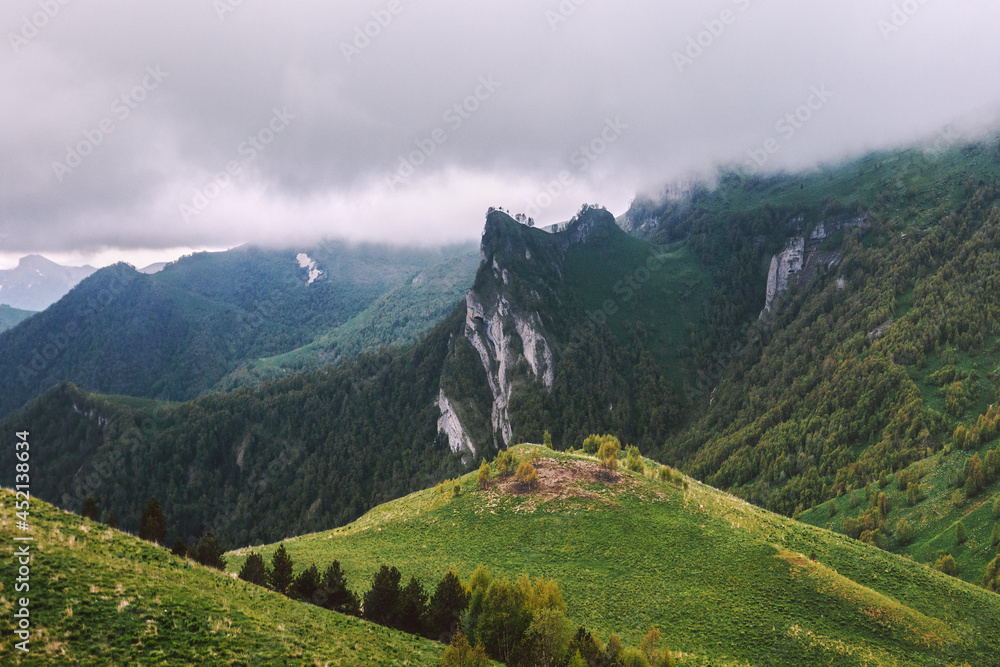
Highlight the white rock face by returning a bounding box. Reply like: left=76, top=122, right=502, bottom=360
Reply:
left=296, top=253, right=323, bottom=284
left=436, top=390, right=476, bottom=456
left=463, top=290, right=554, bottom=447
left=763, top=237, right=805, bottom=313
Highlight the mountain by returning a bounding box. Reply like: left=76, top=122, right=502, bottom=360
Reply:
left=0, top=242, right=474, bottom=418
left=0, top=304, right=35, bottom=333
left=0, top=488, right=446, bottom=666
left=6, top=137, right=1000, bottom=597
left=228, top=444, right=1000, bottom=666
left=0, top=254, right=95, bottom=311
left=212, top=250, right=481, bottom=391
left=0, top=207, right=736, bottom=550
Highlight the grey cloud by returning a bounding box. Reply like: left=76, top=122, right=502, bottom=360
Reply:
left=2, top=0, right=999, bottom=257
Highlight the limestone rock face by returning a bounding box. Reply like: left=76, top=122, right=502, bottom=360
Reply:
left=435, top=389, right=476, bottom=457
left=763, top=237, right=805, bottom=313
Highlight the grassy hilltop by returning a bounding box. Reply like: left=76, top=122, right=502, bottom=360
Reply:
left=229, top=445, right=1000, bottom=667
left=0, top=488, right=445, bottom=666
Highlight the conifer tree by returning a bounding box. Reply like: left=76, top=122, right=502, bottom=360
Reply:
left=238, top=551, right=269, bottom=587
left=397, top=576, right=428, bottom=635
left=139, top=497, right=166, bottom=545
left=196, top=531, right=227, bottom=571
left=292, top=564, right=321, bottom=603
left=426, top=570, right=470, bottom=642
left=270, top=544, right=295, bottom=595
left=80, top=496, right=100, bottom=521
left=317, top=560, right=361, bottom=616
left=364, top=565, right=403, bottom=627
left=171, top=537, right=188, bottom=557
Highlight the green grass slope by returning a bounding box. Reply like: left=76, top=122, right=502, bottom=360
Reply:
left=0, top=488, right=445, bottom=666
left=213, top=251, right=480, bottom=391
left=229, top=445, right=1000, bottom=667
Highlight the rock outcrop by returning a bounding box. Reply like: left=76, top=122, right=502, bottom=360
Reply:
left=435, top=389, right=476, bottom=457
left=763, top=237, right=805, bottom=313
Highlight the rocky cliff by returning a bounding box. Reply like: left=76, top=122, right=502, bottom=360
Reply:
left=436, top=207, right=617, bottom=453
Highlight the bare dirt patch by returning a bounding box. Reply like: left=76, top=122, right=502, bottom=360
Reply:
left=481, top=456, right=651, bottom=503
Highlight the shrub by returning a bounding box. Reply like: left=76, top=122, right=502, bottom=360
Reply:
left=543, top=430, right=553, bottom=448
left=935, top=553, right=958, bottom=576
left=991, top=523, right=999, bottom=547
left=516, top=461, right=539, bottom=491
left=497, top=450, right=515, bottom=477
left=623, top=647, right=651, bottom=667
left=439, top=632, right=491, bottom=667
left=477, top=462, right=491, bottom=490
left=626, top=445, right=644, bottom=473
left=995, top=495, right=1000, bottom=518
left=582, top=435, right=601, bottom=454
left=598, top=438, right=621, bottom=472
left=957, top=522, right=967, bottom=545
left=895, top=519, right=912, bottom=546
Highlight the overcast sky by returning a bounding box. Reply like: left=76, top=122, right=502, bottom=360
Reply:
left=2, top=0, right=999, bottom=269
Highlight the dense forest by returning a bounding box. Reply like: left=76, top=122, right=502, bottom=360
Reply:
left=659, top=143, right=1000, bottom=519
left=0, top=242, right=471, bottom=417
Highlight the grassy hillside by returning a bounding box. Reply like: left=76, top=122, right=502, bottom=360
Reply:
left=229, top=445, right=1000, bottom=667
left=0, top=488, right=445, bottom=666
left=799, top=429, right=1000, bottom=590
left=0, top=304, right=35, bottom=333
left=214, top=251, right=480, bottom=391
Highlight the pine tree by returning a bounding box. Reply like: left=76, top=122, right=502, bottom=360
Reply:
left=171, top=537, right=188, bottom=557
left=292, top=564, right=321, bottom=603
left=80, top=496, right=100, bottom=521
left=238, top=551, right=269, bottom=587
left=196, top=532, right=227, bottom=570
left=543, top=430, right=553, bottom=448
left=139, top=497, right=166, bottom=545
left=957, top=522, right=968, bottom=545
left=397, top=576, right=428, bottom=635
left=106, top=513, right=119, bottom=530
left=317, top=560, right=361, bottom=616
left=991, top=523, right=1000, bottom=547
left=478, top=462, right=491, bottom=489
left=425, top=570, right=470, bottom=642
left=363, top=565, right=403, bottom=627
left=269, top=544, right=294, bottom=595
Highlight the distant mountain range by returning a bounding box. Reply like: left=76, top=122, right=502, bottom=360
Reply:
left=0, top=242, right=476, bottom=418
left=0, top=254, right=96, bottom=310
